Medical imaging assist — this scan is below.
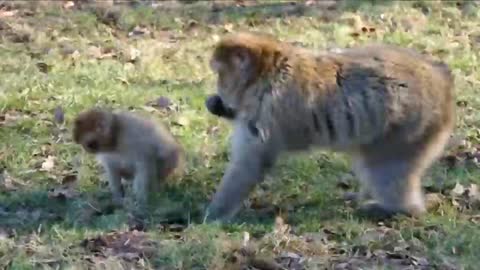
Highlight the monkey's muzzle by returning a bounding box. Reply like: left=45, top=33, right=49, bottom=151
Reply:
left=205, top=95, right=236, bottom=119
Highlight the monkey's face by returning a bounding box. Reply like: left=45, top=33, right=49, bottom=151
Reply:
left=210, top=45, right=260, bottom=110
left=73, top=109, right=115, bottom=154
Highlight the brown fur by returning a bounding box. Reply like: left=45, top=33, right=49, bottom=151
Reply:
left=205, top=32, right=455, bottom=222
left=73, top=108, right=184, bottom=206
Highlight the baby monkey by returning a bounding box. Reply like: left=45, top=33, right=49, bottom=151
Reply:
left=73, top=108, right=183, bottom=207
left=204, top=32, right=456, bottom=222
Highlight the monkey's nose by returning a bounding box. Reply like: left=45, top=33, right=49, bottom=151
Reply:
left=86, top=140, right=99, bottom=152
left=205, top=95, right=222, bottom=110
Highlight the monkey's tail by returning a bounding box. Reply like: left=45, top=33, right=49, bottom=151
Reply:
left=431, top=60, right=456, bottom=127
left=431, top=60, right=455, bottom=96
left=170, top=144, right=187, bottom=181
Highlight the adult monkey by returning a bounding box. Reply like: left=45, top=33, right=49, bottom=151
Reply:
left=204, top=32, right=455, bottom=222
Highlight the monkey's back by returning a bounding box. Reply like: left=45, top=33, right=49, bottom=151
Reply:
left=265, top=44, right=455, bottom=152
left=113, top=112, right=179, bottom=162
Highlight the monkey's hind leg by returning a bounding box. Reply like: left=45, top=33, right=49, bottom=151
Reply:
left=353, top=157, right=425, bottom=220
left=352, top=127, right=452, bottom=220
left=132, top=159, right=159, bottom=208
left=345, top=159, right=374, bottom=204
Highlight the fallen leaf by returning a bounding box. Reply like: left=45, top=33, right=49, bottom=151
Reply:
left=359, top=227, right=390, bottom=243
left=54, top=106, right=65, bottom=124
left=184, top=19, right=199, bottom=32
left=36, top=62, right=51, bottom=73
left=40, top=155, right=56, bottom=172
left=275, top=252, right=304, bottom=270
left=349, top=32, right=360, bottom=38
left=61, top=174, right=77, bottom=186
left=206, top=125, right=220, bottom=136
left=86, top=46, right=116, bottom=60
left=128, top=25, right=151, bottom=38
left=226, top=245, right=285, bottom=270
left=224, top=23, right=234, bottom=33
left=128, top=216, right=146, bottom=232
left=303, top=231, right=328, bottom=244
left=212, top=34, right=220, bottom=42
left=63, top=1, right=75, bottom=9
left=450, top=182, right=465, bottom=197
left=425, top=193, right=445, bottom=211
left=70, top=50, right=81, bottom=61
left=156, top=96, right=171, bottom=109
left=0, top=110, right=28, bottom=127
left=81, top=230, right=158, bottom=260
left=116, top=77, right=129, bottom=85
left=127, top=47, right=141, bottom=63
left=448, top=182, right=480, bottom=211
left=0, top=9, right=18, bottom=18
left=48, top=174, right=79, bottom=201
left=242, top=231, right=250, bottom=247
left=468, top=214, right=480, bottom=224
left=274, top=216, right=290, bottom=235
left=146, top=96, right=172, bottom=110
left=173, top=116, right=189, bottom=127
left=466, top=183, right=479, bottom=197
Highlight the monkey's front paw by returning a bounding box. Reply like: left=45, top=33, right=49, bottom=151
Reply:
left=355, top=202, right=403, bottom=221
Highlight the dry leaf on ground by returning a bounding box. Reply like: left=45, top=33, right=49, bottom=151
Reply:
left=40, top=155, right=56, bottom=172
left=81, top=230, right=158, bottom=263
left=47, top=174, right=79, bottom=201
left=449, top=182, right=480, bottom=211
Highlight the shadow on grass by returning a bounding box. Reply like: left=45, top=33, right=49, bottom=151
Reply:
left=0, top=185, right=204, bottom=233
left=0, top=175, right=350, bottom=235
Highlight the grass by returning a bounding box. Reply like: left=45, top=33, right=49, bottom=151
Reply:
left=1, top=0, right=480, bottom=269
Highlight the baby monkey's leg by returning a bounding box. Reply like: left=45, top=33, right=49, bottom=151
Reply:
left=102, top=161, right=125, bottom=206
left=132, top=159, right=159, bottom=207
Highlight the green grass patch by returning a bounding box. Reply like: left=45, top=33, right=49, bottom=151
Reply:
left=1, top=0, right=480, bottom=269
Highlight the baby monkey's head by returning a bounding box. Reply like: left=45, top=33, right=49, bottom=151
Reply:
left=73, top=108, right=117, bottom=154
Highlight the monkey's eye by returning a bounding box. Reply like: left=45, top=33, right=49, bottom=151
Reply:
left=86, top=140, right=99, bottom=151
